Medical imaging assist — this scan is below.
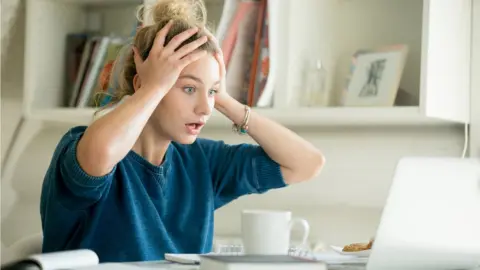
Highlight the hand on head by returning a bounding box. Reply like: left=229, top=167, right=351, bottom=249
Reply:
left=201, top=27, right=228, bottom=103
left=131, top=20, right=209, bottom=94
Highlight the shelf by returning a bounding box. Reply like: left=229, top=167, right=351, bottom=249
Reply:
left=59, top=0, right=143, bottom=5
left=27, top=106, right=457, bottom=128
left=86, top=0, right=226, bottom=7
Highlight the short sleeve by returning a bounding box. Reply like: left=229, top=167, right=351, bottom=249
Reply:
left=196, top=139, right=287, bottom=209
left=42, top=126, right=115, bottom=209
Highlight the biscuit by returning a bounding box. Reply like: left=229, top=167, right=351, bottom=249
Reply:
left=366, top=238, right=374, bottom=249
left=342, top=238, right=374, bottom=252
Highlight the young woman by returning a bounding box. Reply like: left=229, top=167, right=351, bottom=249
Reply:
left=40, top=0, right=325, bottom=263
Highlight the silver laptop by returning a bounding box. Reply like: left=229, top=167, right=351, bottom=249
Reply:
left=366, top=157, right=480, bottom=270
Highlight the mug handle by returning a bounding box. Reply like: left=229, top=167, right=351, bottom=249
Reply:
left=289, top=218, right=310, bottom=247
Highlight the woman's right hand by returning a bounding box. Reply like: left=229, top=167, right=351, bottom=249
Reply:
left=132, top=20, right=208, bottom=93
left=78, top=21, right=208, bottom=178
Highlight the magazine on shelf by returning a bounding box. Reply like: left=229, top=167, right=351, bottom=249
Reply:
left=215, top=0, right=272, bottom=107
left=64, top=0, right=273, bottom=109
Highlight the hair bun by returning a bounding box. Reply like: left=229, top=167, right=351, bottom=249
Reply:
left=140, top=0, right=207, bottom=27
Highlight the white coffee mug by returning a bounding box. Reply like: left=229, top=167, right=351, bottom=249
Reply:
left=241, top=209, right=310, bottom=255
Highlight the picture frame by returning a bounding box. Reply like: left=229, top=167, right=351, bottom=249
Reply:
left=341, top=44, right=409, bottom=107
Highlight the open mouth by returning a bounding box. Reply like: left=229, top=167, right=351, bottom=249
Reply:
left=185, top=122, right=205, bottom=135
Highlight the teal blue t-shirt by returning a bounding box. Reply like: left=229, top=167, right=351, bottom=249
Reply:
left=40, top=126, right=287, bottom=262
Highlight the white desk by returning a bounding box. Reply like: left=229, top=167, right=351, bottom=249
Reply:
left=76, top=261, right=480, bottom=270
left=77, top=261, right=366, bottom=270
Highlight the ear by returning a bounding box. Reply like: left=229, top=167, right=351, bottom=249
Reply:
left=133, top=74, right=141, bottom=92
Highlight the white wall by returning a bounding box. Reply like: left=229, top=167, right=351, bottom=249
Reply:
left=471, top=0, right=480, bottom=158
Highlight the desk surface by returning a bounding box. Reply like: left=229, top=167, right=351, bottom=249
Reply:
left=79, top=260, right=366, bottom=270
left=83, top=261, right=480, bottom=270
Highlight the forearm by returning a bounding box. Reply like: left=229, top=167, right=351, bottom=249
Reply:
left=78, top=86, right=166, bottom=176
left=215, top=96, right=325, bottom=184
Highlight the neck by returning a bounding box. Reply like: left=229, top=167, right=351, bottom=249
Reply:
left=132, top=120, right=171, bottom=166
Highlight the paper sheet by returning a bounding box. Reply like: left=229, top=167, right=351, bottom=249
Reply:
left=309, top=251, right=369, bottom=265
left=28, top=249, right=99, bottom=270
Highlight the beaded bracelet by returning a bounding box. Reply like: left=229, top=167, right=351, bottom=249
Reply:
left=232, top=105, right=251, bottom=135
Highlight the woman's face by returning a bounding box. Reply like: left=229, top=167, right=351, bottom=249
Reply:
left=152, top=53, right=221, bottom=144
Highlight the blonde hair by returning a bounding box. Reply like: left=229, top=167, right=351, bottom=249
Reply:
left=95, top=0, right=218, bottom=107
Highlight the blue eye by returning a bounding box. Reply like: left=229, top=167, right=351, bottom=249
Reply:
left=209, top=89, right=218, bottom=96
left=183, top=86, right=195, bottom=94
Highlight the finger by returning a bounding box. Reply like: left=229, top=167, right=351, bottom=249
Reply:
left=164, top=27, right=199, bottom=54
left=214, top=51, right=226, bottom=77
left=151, top=20, right=174, bottom=54
left=178, top=50, right=208, bottom=69
left=203, top=28, right=221, bottom=52
left=132, top=46, right=143, bottom=68
left=203, top=28, right=216, bottom=42
left=202, top=27, right=215, bottom=38
left=172, top=35, right=208, bottom=60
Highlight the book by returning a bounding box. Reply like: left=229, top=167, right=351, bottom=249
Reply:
left=1, top=249, right=99, bottom=270
left=225, top=1, right=261, bottom=104
left=198, top=255, right=327, bottom=270
left=63, top=33, right=89, bottom=106
left=246, top=0, right=266, bottom=107
left=164, top=253, right=203, bottom=264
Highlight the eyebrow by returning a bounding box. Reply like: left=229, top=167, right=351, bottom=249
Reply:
left=178, top=74, right=221, bottom=86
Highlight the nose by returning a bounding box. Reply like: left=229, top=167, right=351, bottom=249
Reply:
left=194, top=92, right=213, bottom=116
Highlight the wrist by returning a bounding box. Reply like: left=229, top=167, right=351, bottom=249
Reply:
left=140, top=83, right=168, bottom=94
left=215, top=95, right=244, bottom=124
left=213, top=92, right=232, bottom=110
left=140, top=83, right=169, bottom=95
left=135, top=85, right=168, bottom=103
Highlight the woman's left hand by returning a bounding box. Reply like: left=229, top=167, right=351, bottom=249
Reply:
left=201, top=30, right=324, bottom=186
left=203, top=29, right=230, bottom=106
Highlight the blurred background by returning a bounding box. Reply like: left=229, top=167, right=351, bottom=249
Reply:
left=1, top=0, right=479, bottom=265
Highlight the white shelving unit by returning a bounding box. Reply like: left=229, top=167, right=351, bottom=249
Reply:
left=30, top=106, right=451, bottom=128
left=1, top=0, right=475, bottom=221
left=19, top=0, right=474, bottom=127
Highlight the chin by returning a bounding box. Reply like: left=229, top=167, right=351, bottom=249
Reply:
left=173, top=135, right=198, bottom=145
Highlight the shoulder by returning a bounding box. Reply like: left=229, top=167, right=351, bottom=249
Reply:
left=48, top=126, right=91, bottom=167
left=60, top=125, right=88, bottom=141
left=55, top=125, right=88, bottom=151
